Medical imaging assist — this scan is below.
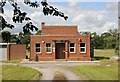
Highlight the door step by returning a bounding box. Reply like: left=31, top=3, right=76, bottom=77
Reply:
left=55, top=59, right=66, bottom=62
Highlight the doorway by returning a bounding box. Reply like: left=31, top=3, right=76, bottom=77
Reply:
left=55, top=43, right=65, bottom=59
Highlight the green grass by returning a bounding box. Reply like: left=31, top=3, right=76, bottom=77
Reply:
left=71, top=63, right=118, bottom=80
left=0, top=60, right=22, bottom=63
left=69, top=49, right=119, bottom=80
left=2, top=65, right=42, bottom=80
left=94, top=49, right=117, bottom=61
left=94, top=49, right=115, bottom=56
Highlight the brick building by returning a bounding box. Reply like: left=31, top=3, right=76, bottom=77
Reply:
left=30, top=22, right=92, bottom=61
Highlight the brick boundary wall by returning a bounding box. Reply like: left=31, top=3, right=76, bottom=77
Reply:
left=7, top=44, right=26, bottom=60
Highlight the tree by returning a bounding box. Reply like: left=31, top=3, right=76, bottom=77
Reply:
left=10, top=34, right=17, bottom=43
left=103, top=36, right=116, bottom=49
left=22, top=33, right=32, bottom=51
left=1, top=31, right=11, bottom=43
left=79, top=31, right=90, bottom=35
left=90, top=32, right=103, bottom=49
left=108, top=29, right=119, bottom=55
left=14, top=32, right=32, bottom=50
left=35, top=30, right=42, bottom=35
left=0, top=0, right=68, bottom=34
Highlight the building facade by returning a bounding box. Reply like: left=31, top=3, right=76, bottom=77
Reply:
left=30, top=22, right=91, bottom=61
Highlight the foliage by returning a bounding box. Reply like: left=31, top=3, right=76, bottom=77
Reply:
left=80, top=29, right=118, bottom=55
left=0, top=0, right=68, bottom=34
left=0, top=16, right=14, bottom=31
left=79, top=31, right=90, bottom=35
left=35, top=30, right=42, bottom=35
left=2, top=65, right=41, bottom=80
left=10, top=34, right=17, bottom=43
left=1, top=31, right=11, bottom=43
left=11, top=32, right=32, bottom=50
left=41, top=1, right=68, bottom=20
left=1, top=31, right=31, bottom=51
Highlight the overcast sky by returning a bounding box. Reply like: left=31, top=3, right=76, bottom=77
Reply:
left=2, top=1, right=118, bottom=34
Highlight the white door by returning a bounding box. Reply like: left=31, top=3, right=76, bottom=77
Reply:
left=0, top=46, right=7, bottom=60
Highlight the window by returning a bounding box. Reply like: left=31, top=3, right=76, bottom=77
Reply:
left=35, top=43, right=41, bottom=53
left=46, top=43, right=52, bottom=53
left=70, top=43, right=75, bottom=53
left=80, top=43, right=86, bottom=53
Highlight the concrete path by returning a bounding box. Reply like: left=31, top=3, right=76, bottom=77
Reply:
left=1, top=61, right=99, bottom=81
left=19, top=61, right=99, bottom=81
left=20, top=63, right=80, bottom=81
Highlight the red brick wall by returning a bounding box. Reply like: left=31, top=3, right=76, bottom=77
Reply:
left=30, top=23, right=91, bottom=61
left=8, top=44, right=26, bottom=60
left=30, top=35, right=91, bottom=61
left=42, top=23, right=78, bottom=35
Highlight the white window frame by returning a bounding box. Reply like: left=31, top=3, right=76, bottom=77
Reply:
left=69, top=43, right=75, bottom=53
left=35, top=43, right=41, bottom=53
left=80, top=43, right=86, bottom=53
left=46, top=43, right=52, bottom=53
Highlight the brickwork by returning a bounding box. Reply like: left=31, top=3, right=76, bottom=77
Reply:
left=42, top=22, right=78, bottom=35
left=8, top=44, right=26, bottom=60
left=30, top=23, right=91, bottom=61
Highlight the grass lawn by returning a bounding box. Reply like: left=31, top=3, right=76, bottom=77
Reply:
left=69, top=49, right=119, bottom=80
left=71, top=63, right=118, bottom=80
left=94, top=49, right=116, bottom=61
left=0, top=60, right=22, bottom=63
left=2, top=65, right=42, bottom=81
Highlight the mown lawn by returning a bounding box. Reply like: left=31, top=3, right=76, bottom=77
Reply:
left=69, top=49, right=119, bottom=80
left=2, top=65, right=42, bottom=81
left=94, top=49, right=116, bottom=61
left=71, top=63, right=118, bottom=80
left=0, top=60, right=22, bottom=63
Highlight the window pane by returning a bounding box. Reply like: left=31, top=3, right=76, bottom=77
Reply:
left=46, top=43, right=51, bottom=47
left=36, top=48, right=40, bottom=52
left=36, top=43, right=40, bottom=47
left=70, top=43, right=74, bottom=47
left=46, top=43, right=51, bottom=52
left=70, top=48, right=74, bottom=52
left=80, top=43, right=85, bottom=47
left=35, top=43, right=41, bottom=52
left=46, top=48, right=51, bottom=52
left=80, top=48, right=85, bottom=52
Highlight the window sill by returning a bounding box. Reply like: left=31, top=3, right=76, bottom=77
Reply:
left=70, top=52, right=76, bottom=54
left=80, top=52, right=86, bottom=54
left=46, top=52, right=52, bottom=54
left=36, top=52, right=42, bottom=54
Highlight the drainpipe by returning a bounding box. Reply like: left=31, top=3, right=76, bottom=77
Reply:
left=90, top=35, right=94, bottom=61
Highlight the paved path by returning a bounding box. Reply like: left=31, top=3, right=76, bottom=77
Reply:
left=19, top=61, right=99, bottom=81
left=21, top=64, right=80, bottom=81
left=1, top=61, right=99, bottom=81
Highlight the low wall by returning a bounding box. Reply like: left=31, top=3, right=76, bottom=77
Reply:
left=8, top=44, right=26, bottom=60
